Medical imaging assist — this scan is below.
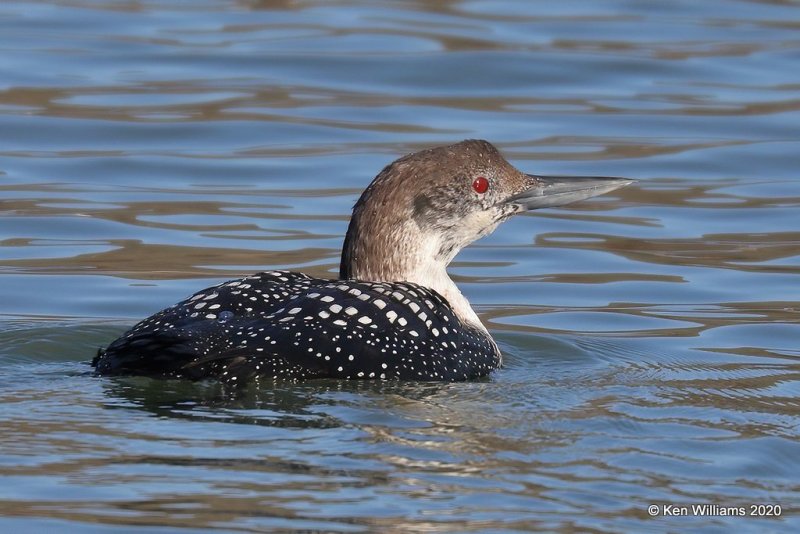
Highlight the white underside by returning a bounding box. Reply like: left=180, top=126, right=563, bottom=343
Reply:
left=404, top=234, right=487, bottom=334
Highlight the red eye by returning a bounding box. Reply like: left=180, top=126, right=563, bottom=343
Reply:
left=472, top=176, right=489, bottom=194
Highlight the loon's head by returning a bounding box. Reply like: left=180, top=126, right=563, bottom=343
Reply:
left=339, top=139, right=633, bottom=327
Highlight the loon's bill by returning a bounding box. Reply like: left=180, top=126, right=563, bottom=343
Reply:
left=504, top=175, right=635, bottom=211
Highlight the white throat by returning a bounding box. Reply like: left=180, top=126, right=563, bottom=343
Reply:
left=425, top=267, right=485, bottom=332
left=403, top=234, right=486, bottom=333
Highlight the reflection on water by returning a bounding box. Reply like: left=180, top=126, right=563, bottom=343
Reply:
left=1, top=0, right=799, bottom=532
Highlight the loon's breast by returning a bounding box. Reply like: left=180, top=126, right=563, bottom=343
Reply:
left=94, top=270, right=500, bottom=383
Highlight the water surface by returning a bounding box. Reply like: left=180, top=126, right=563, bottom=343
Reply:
left=1, top=0, right=799, bottom=532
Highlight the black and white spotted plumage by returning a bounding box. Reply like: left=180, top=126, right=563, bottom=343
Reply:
left=94, top=270, right=501, bottom=383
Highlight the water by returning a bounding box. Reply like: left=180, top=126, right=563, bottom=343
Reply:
left=1, top=0, right=799, bottom=531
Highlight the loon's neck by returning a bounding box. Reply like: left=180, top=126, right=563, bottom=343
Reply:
left=340, top=218, right=486, bottom=332
left=414, top=261, right=486, bottom=333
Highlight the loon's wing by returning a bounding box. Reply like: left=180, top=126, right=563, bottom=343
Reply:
left=93, top=270, right=318, bottom=376
left=95, top=274, right=498, bottom=383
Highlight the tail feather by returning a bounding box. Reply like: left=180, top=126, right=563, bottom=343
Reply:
left=94, top=330, right=212, bottom=377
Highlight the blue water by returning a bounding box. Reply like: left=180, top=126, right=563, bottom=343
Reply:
left=1, top=0, right=799, bottom=531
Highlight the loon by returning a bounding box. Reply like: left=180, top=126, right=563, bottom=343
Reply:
left=93, top=140, right=632, bottom=383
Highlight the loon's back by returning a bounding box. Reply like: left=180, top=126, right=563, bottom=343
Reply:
left=93, top=270, right=500, bottom=383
